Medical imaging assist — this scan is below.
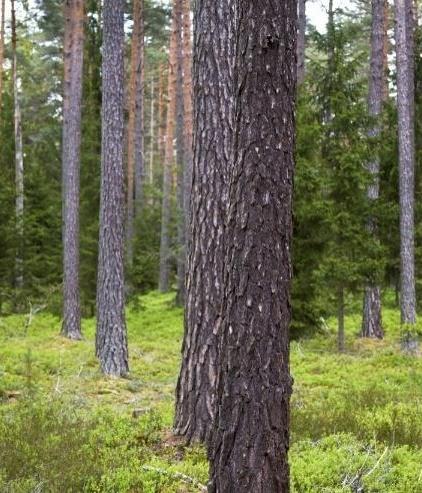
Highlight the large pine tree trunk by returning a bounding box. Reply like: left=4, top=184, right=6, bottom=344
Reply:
left=174, top=0, right=235, bottom=445
left=362, top=0, right=387, bottom=339
left=395, top=0, right=416, bottom=325
left=209, top=1, right=296, bottom=489
left=158, top=5, right=178, bottom=293
left=0, top=0, right=5, bottom=113
left=62, top=0, right=84, bottom=340
left=96, top=0, right=129, bottom=377
left=12, top=0, right=24, bottom=292
left=126, top=0, right=144, bottom=268
left=297, top=0, right=306, bottom=84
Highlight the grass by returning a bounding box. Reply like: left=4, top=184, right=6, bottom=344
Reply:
left=1, top=292, right=422, bottom=491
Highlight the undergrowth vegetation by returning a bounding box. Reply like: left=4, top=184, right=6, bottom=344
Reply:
left=1, top=292, right=422, bottom=492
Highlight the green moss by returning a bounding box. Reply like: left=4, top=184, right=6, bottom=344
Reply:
left=1, top=291, right=422, bottom=491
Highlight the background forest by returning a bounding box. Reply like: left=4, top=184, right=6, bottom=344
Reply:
left=1, top=0, right=422, bottom=491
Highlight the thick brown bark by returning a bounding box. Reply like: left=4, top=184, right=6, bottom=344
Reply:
left=297, top=0, right=306, bottom=84
left=158, top=4, right=177, bottom=293
left=0, top=0, right=5, bottom=113
left=62, top=0, right=84, bottom=340
left=362, top=0, right=387, bottom=340
left=96, top=0, right=129, bottom=377
left=12, top=0, right=24, bottom=292
left=174, top=0, right=235, bottom=445
left=209, top=1, right=296, bottom=490
left=126, top=0, right=144, bottom=267
left=395, top=0, right=416, bottom=325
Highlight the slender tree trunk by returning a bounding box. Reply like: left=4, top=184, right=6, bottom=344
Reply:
left=158, top=4, right=178, bottom=293
left=126, top=0, right=144, bottom=267
left=338, top=287, right=345, bottom=352
left=62, top=0, right=84, bottom=340
left=174, top=0, right=235, bottom=445
left=175, top=0, right=185, bottom=305
left=12, top=0, right=24, bottom=292
left=96, top=0, right=129, bottom=377
left=149, top=76, right=155, bottom=184
left=133, top=0, right=144, bottom=208
left=297, top=0, right=306, bottom=84
left=181, top=0, right=193, bottom=230
left=0, top=0, right=6, bottom=113
left=209, top=0, right=296, bottom=489
left=362, top=0, right=387, bottom=339
left=395, top=0, right=416, bottom=325
left=157, top=62, right=166, bottom=164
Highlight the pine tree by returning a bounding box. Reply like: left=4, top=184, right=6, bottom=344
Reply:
left=96, top=0, right=128, bottom=377
left=174, top=0, right=235, bottom=445
left=395, top=0, right=416, bottom=326
left=0, top=0, right=5, bottom=113
left=209, top=0, right=296, bottom=488
left=158, top=2, right=177, bottom=293
left=12, top=0, right=24, bottom=294
left=127, top=0, right=144, bottom=268
left=61, top=0, right=84, bottom=340
left=362, top=0, right=388, bottom=339
left=297, top=0, right=306, bottom=84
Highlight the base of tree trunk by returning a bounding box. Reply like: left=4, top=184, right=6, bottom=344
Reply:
left=362, top=285, right=383, bottom=339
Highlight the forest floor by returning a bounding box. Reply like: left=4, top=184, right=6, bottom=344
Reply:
left=1, top=292, right=422, bottom=492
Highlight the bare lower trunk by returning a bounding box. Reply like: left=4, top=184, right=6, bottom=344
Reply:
left=133, top=0, right=144, bottom=210
left=338, top=287, right=345, bottom=352
left=62, top=0, right=84, bottom=340
left=126, top=0, right=144, bottom=267
left=395, top=0, right=416, bottom=325
left=12, top=0, right=24, bottom=292
left=148, top=76, right=155, bottom=185
left=96, top=0, right=129, bottom=377
left=209, top=0, right=296, bottom=489
left=362, top=286, right=383, bottom=339
left=362, top=0, right=387, bottom=339
left=182, top=0, right=193, bottom=231
left=174, top=0, right=235, bottom=445
left=0, top=0, right=5, bottom=113
left=297, top=0, right=306, bottom=84
left=158, top=4, right=178, bottom=293
left=175, top=0, right=185, bottom=305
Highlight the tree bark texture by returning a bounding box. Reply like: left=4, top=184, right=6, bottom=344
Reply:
left=62, top=0, right=84, bottom=340
left=209, top=1, right=297, bottom=491
left=12, top=0, right=24, bottom=292
left=126, top=0, right=144, bottom=267
left=0, top=0, right=5, bottom=113
left=158, top=5, right=178, bottom=293
left=362, top=0, right=387, bottom=339
left=297, top=0, right=306, bottom=84
left=395, top=0, right=416, bottom=325
left=96, top=0, right=129, bottom=377
left=174, top=0, right=235, bottom=445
